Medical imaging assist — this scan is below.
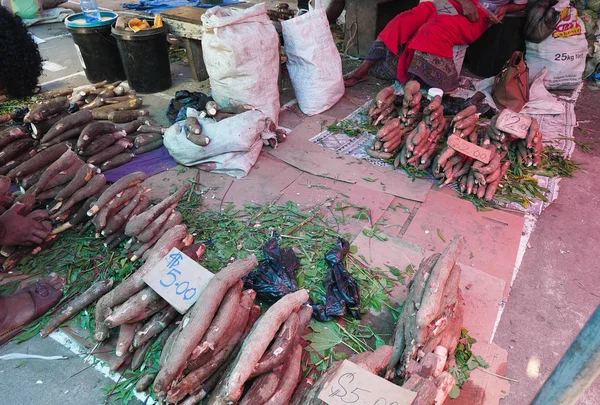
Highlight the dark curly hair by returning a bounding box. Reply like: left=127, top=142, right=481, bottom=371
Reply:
left=0, top=6, right=43, bottom=98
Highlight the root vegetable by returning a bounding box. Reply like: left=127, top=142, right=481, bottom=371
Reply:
left=152, top=255, right=259, bottom=395
left=54, top=163, right=96, bottom=205
left=105, top=287, right=168, bottom=328
left=100, top=153, right=134, bottom=171
left=416, top=237, right=466, bottom=328
left=208, top=289, right=309, bottom=404
left=249, top=311, right=299, bottom=378
left=134, top=132, right=162, bottom=147
left=476, top=153, right=501, bottom=175
left=91, top=98, right=143, bottom=119
left=452, top=105, right=477, bottom=123
left=172, top=292, right=256, bottom=403
left=108, top=109, right=149, bottom=123
left=437, top=147, right=456, bottom=168
left=366, top=149, right=394, bottom=159
left=190, top=281, right=244, bottom=360
left=527, top=118, right=538, bottom=149
left=0, top=149, right=36, bottom=176
left=94, top=185, right=139, bottom=230
left=24, top=97, right=69, bottom=123
left=137, top=125, right=165, bottom=134
left=102, top=188, right=146, bottom=236
left=51, top=197, right=97, bottom=234
left=238, top=371, right=281, bottom=405
left=133, top=139, right=163, bottom=155
left=39, top=159, right=85, bottom=192
left=376, top=87, right=395, bottom=107
left=104, top=94, right=137, bottom=104
left=41, top=110, right=94, bottom=143
left=186, top=117, right=202, bottom=135
left=133, top=306, right=178, bottom=349
left=86, top=140, right=131, bottom=166
left=77, top=122, right=120, bottom=151
left=116, top=323, right=138, bottom=357
left=136, top=373, right=157, bottom=392
left=484, top=161, right=510, bottom=201
left=53, top=174, right=106, bottom=218
left=36, top=184, right=66, bottom=200
left=477, top=183, right=487, bottom=198
left=40, top=279, right=114, bottom=338
left=119, top=120, right=143, bottom=135
left=34, top=150, right=81, bottom=193
left=125, top=183, right=190, bottom=236
left=95, top=225, right=188, bottom=341
left=454, top=114, right=478, bottom=130
left=205, top=101, right=219, bottom=116
left=0, top=126, right=27, bottom=149
left=403, top=81, right=420, bottom=98
left=263, top=344, right=303, bottom=405
left=187, top=134, right=210, bottom=147
left=133, top=211, right=183, bottom=262
left=80, top=131, right=127, bottom=156
left=0, top=138, right=34, bottom=166
left=132, top=323, right=175, bottom=372
left=42, top=124, right=87, bottom=147
left=89, top=171, right=147, bottom=215
left=21, top=170, right=43, bottom=190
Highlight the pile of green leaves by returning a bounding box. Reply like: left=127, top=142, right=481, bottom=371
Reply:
left=0, top=95, right=40, bottom=116
left=448, top=328, right=489, bottom=399
left=326, top=118, right=380, bottom=138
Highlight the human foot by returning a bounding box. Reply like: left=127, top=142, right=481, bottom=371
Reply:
left=343, top=70, right=369, bottom=87
left=0, top=273, right=64, bottom=344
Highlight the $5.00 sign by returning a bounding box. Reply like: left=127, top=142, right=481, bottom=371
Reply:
left=318, top=360, right=417, bottom=405
left=143, top=247, right=214, bottom=313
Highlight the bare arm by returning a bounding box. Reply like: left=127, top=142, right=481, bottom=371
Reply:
left=494, top=2, right=527, bottom=21
left=455, top=0, right=479, bottom=22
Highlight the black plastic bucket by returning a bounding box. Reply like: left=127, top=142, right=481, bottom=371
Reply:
left=65, top=12, right=126, bottom=83
left=112, top=23, right=172, bottom=93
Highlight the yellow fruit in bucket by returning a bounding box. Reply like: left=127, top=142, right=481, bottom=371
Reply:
left=153, top=14, right=163, bottom=28
left=128, top=18, right=151, bottom=32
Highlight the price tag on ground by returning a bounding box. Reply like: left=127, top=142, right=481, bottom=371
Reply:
left=447, top=134, right=492, bottom=164
left=143, top=247, right=214, bottom=314
left=495, top=109, right=531, bottom=139
left=318, top=360, right=417, bottom=405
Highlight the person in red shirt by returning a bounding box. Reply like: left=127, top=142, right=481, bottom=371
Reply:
left=342, top=0, right=508, bottom=91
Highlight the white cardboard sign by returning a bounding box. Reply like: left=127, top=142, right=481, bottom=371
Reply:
left=495, top=109, right=531, bottom=139
left=143, top=247, right=214, bottom=314
left=318, top=360, right=417, bottom=405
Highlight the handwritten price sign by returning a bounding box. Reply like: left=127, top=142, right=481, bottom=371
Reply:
left=447, top=135, right=492, bottom=164
left=318, top=360, right=417, bottom=405
left=143, top=247, right=214, bottom=313
left=495, top=109, right=531, bottom=139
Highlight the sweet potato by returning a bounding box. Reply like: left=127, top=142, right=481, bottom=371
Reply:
left=24, top=97, right=69, bottom=123
left=187, top=134, right=210, bottom=147
left=105, top=287, right=168, bottom=328
left=153, top=255, right=259, bottom=395
left=134, top=132, right=162, bottom=148
left=238, top=371, right=281, bottom=405
left=102, top=188, right=146, bottom=236
left=89, top=171, right=147, bottom=215
left=116, top=323, right=138, bottom=357
left=108, top=109, right=149, bottom=123
left=376, top=118, right=400, bottom=140
left=36, top=184, right=66, bottom=200
left=38, top=159, right=85, bottom=193
left=31, top=113, right=69, bottom=139
left=42, top=124, right=87, bottom=147
left=0, top=138, right=34, bottom=166
left=454, top=113, right=479, bottom=130
left=94, top=225, right=188, bottom=341
left=208, top=289, right=309, bottom=404
left=41, top=110, right=94, bottom=144
left=125, top=183, right=190, bottom=236
left=132, top=211, right=183, bottom=262
left=484, top=161, right=510, bottom=201
left=93, top=185, right=139, bottom=230
left=136, top=373, right=157, bottom=392
left=366, top=149, right=394, bottom=159
left=0, top=126, right=28, bottom=149
left=100, top=153, right=134, bottom=171
left=53, top=174, right=106, bottom=218
left=136, top=125, right=165, bottom=135
left=134, top=139, right=163, bottom=155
